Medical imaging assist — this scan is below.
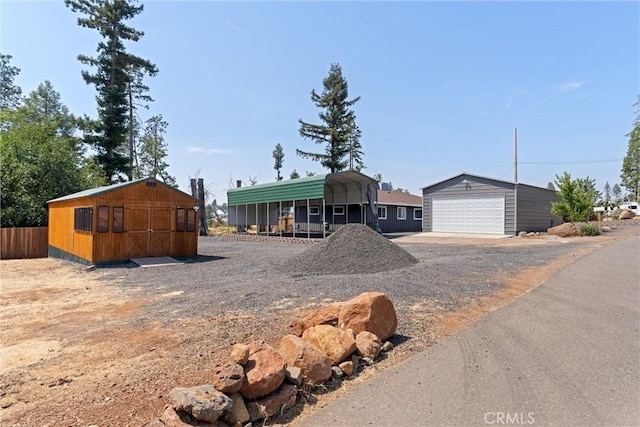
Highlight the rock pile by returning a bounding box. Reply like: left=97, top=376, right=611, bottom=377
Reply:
left=153, top=292, right=398, bottom=426
left=279, top=223, right=419, bottom=275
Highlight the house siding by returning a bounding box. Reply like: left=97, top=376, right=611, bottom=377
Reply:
left=378, top=205, right=422, bottom=233
left=422, top=174, right=516, bottom=235
left=516, top=184, right=563, bottom=232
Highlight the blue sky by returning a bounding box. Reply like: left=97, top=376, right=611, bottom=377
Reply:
left=2, top=1, right=638, bottom=200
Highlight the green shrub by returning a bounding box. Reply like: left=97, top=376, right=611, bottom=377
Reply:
left=579, top=224, right=601, bottom=236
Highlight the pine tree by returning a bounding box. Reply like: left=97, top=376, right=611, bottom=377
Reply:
left=0, top=53, right=22, bottom=111
left=297, top=63, right=361, bottom=173
left=137, top=115, right=176, bottom=186
left=273, top=143, right=284, bottom=181
left=612, top=183, right=622, bottom=204
left=621, top=124, right=640, bottom=201
left=603, top=182, right=611, bottom=205
left=290, top=169, right=300, bottom=179
left=126, top=65, right=156, bottom=180
left=65, top=0, right=158, bottom=183
left=346, top=118, right=364, bottom=171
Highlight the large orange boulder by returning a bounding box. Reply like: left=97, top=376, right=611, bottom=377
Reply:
left=338, top=292, right=397, bottom=340
left=278, top=334, right=332, bottom=384
left=239, top=341, right=286, bottom=399
left=547, top=223, right=578, bottom=237
left=619, top=210, right=635, bottom=220
left=301, top=325, right=356, bottom=365
left=290, top=304, right=341, bottom=336
left=355, top=331, right=383, bottom=360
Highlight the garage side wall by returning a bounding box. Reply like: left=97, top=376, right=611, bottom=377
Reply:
left=516, top=184, right=563, bottom=232
left=422, top=176, right=516, bottom=234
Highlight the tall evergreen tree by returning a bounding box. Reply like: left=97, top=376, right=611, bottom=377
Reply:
left=136, top=115, right=176, bottom=186
left=297, top=63, right=361, bottom=173
left=65, top=0, right=158, bottom=184
left=621, top=124, right=640, bottom=201
left=0, top=53, right=22, bottom=111
left=612, top=183, right=622, bottom=204
left=603, top=182, right=611, bottom=205
left=126, top=65, right=155, bottom=180
left=346, top=118, right=364, bottom=171
left=272, top=143, right=284, bottom=181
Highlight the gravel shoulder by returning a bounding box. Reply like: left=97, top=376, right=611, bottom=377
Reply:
left=1, top=224, right=637, bottom=426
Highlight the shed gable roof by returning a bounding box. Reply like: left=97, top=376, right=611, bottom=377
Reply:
left=47, top=178, right=197, bottom=203
left=420, top=172, right=554, bottom=193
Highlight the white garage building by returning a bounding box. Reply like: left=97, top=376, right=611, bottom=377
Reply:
left=421, top=172, right=563, bottom=235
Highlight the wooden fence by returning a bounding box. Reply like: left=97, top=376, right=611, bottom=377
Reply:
left=1, top=227, right=48, bottom=259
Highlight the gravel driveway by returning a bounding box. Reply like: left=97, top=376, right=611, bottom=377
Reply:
left=97, top=233, right=585, bottom=336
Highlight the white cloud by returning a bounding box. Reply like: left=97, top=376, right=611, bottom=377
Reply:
left=187, top=146, right=232, bottom=155
left=505, top=88, right=530, bottom=110
left=554, top=81, right=584, bottom=93
left=223, top=19, right=244, bottom=33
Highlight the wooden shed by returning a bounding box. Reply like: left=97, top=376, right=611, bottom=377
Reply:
left=47, top=178, right=199, bottom=266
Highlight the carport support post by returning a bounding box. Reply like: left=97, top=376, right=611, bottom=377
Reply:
left=292, top=200, right=296, bottom=238
left=266, top=202, right=269, bottom=235
left=322, top=199, right=326, bottom=238
left=279, top=201, right=282, bottom=236
left=245, top=205, right=248, bottom=234
left=306, top=198, right=310, bottom=239
left=255, top=203, right=258, bottom=235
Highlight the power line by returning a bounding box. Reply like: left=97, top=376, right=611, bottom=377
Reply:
left=520, top=159, right=622, bottom=165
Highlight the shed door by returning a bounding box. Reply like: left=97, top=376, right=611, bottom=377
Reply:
left=432, top=196, right=505, bottom=234
left=126, top=207, right=173, bottom=257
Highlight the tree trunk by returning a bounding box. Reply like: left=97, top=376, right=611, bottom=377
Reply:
left=197, top=178, right=208, bottom=236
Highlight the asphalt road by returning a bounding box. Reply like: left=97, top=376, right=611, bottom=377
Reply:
left=301, top=233, right=640, bottom=427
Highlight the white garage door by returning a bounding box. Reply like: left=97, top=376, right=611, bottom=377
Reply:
left=432, top=196, right=505, bottom=234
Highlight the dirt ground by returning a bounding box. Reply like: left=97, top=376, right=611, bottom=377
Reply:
left=1, top=226, right=637, bottom=426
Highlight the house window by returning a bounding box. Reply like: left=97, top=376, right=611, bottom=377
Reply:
left=113, top=207, right=124, bottom=233
left=377, top=206, right=387, bottom=220
left=177, top=208, right=186, bottom=232
left=187, top=209, right=196, bottom=232
left=310, top=206, right=320, bottom=216
left=397, top=206, right=407, bottom=220
left=98, top=206, right=109, bottom=232
left=74, top=207, right=93, bottom=233
left=333, top=206, right=345, bottom=216
left=414, top=208, right=423, bottom=220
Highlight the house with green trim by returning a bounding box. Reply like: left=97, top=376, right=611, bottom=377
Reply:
left=227, top=171, right=379, bottom=237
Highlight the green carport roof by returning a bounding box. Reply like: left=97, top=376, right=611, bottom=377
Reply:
left=227, top=171, right=376, bottom=206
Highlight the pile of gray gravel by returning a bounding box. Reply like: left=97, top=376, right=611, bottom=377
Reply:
left=278, top=223, right=419, bottom=275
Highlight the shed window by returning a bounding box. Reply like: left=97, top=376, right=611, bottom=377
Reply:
left=187, top=209, right=196, bottom=232
left=414, top=209, right=423, bottom=220
left=397, top=206, right=407, bottom=220
left=113, top=207, right=124, bottom=233
left=98, top=206, right=109, bottom=232
left=333, top=206, right=345, bottom=216
left=74, top=207, right=93, bottom=233
left=377, top=206, right=387, bottom=220
left=310, top=206, right=320, bottom=215
left=177, top=208, right=186, bottom=232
